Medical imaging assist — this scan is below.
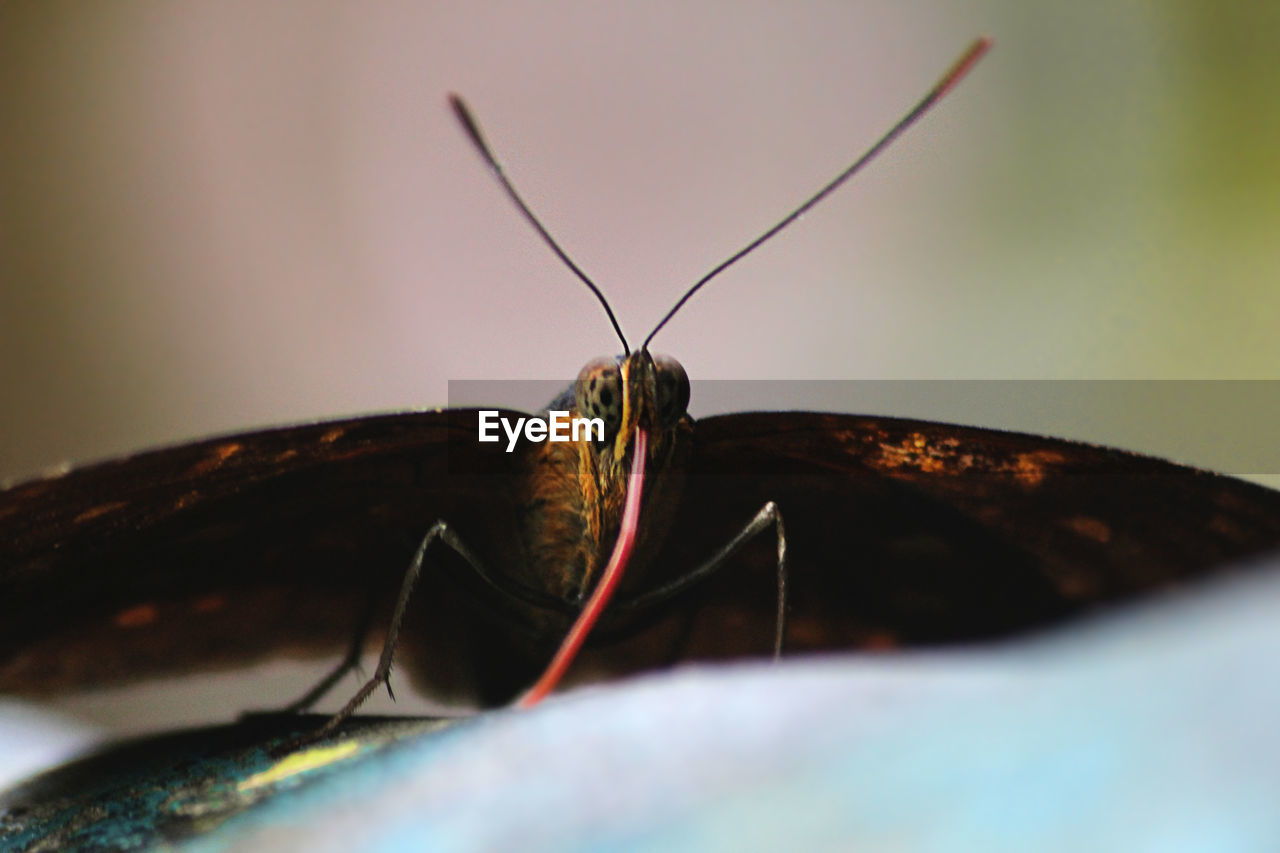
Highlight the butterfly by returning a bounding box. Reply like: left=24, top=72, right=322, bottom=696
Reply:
left=3, top=37, right=1279, bottom=721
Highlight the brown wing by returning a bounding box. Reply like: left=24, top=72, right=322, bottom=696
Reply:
left=0, top=410, right=531, bottom=700
left=5, top=409, right=1279, bottom=706
left=566, top=412, right=1280, bottom=680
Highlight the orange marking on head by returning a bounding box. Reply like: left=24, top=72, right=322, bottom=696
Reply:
left=114, top=603, right=159, bottom=628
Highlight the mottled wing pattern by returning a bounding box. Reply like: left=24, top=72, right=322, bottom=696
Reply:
left=0, top=410, right=525, bottom=698
left=2, top=410, right=1278, bottom=704
left=576, top=412, right=1280, bottom=675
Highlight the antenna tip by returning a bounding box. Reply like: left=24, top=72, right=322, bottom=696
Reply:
left=934, top=37, right=994, bottom=100
left=968, top=37, right=994, bottom=65
left=448, top=94, right=487, bottom=149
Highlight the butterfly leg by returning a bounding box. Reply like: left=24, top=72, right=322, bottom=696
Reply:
left=621, top=501, right=788, bottom=657
left=281, top=582, right=377, bottom=713
left=299, top=519, right=488, bottom=743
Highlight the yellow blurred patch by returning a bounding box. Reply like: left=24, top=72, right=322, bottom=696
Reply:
left=237, top=741, right=360, bottom=792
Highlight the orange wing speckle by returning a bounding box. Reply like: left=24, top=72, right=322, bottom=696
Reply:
left=876, top=433, right=974, bottom=475
left=871, top=434, right=1068, bottom=489
left=1011, top=450, right=1066, bottom=488
left=114, top=603, right=159, bottom=628
left=1062, top=515, right=1112, bottom=543
left=190, top=442, right=244, bottom=476
left=74, top=501, right=128, bottom=524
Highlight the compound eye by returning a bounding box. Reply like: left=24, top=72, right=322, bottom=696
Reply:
left=652, top=355, right=690, bottom=428
left=574, top=357, right=624, bottom=439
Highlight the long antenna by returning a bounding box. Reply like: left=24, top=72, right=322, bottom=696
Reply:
left=641, top=36, right=992, bottom=350
left=449, top=94, right=631, bottom=353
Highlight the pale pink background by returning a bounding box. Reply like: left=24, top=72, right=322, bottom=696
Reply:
left=6, top=4, right=1277, bottom=489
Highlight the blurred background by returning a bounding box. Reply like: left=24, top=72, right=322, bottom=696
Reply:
left=2, top=1, right=1280, bottom=773
left=3, top=2, right=1279, bottom=487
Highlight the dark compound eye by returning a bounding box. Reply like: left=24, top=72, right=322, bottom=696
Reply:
left=575, top=357, right=624, bottom=439
left=652, top=355, right=690, bottom=429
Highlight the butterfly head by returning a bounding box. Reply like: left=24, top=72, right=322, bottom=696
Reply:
left=574, top=350, right=690, bottom=465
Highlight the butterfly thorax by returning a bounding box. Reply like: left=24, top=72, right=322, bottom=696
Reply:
left=515, top=351, right=693, bottom=604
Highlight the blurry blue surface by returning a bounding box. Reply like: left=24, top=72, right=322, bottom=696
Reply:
left=0, top=703, right=100, bottom=793
left=178, top=556, right=1280, bottom=852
